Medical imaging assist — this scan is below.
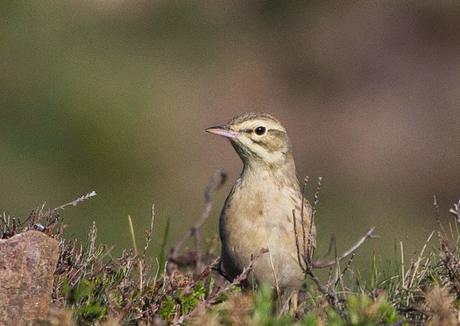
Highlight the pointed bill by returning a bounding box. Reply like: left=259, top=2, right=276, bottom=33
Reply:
left=205, top=126, right=239, bottom=139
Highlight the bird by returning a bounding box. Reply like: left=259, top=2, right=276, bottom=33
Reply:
left=206, top=112, right=316, bottom=298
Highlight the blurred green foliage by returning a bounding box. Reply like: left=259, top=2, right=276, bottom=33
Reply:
left=62, top=277, right=107, bottom=324
left=1, top=1, right=459, bottom=266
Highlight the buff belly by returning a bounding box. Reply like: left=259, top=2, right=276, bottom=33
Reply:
left=219, top=184, right=308, bottom=290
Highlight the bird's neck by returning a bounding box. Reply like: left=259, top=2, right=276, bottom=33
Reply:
left=241, top=155, right=299, bottom=188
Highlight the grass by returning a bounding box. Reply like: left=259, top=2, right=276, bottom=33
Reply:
left=1, top=182, right=459, bottom=325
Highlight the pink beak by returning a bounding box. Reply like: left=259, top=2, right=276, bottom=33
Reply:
left=205, top=126, right=239, bottom=139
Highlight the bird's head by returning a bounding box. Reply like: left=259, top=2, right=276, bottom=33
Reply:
left=206, top=112, right=293, bottom=167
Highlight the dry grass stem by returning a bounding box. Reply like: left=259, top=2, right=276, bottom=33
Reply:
left=127, top=215, right=144, bottom=290
left=54, top=191, right=97, bottom=212
left=267, top=245, right=280, bottom=296
left=400, top=241, right=405, bottom=289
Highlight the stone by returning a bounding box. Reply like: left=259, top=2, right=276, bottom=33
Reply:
left=0, top=231, right=59, bottom=324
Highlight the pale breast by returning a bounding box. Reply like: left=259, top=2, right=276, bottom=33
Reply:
left=219, top=172, right=316, bottom=288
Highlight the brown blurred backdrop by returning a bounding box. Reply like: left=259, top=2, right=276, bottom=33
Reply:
left=1, top=1, right=459, bottom=268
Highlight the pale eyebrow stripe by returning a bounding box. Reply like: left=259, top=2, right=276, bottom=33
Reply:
left=268, top=129, right=286, bottom=135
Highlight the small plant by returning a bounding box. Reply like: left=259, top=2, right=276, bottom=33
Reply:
left=159, top=281, right=207, bottom=322
left=343, top=293, right=400, bottom=325
left=62, top=277, right=107, bottom=324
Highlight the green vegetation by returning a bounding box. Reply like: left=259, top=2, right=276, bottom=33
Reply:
left=1, top=191, right=459, bottom=325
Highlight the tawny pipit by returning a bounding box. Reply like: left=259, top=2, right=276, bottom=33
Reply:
left=206, top=112, right=316, bottom=293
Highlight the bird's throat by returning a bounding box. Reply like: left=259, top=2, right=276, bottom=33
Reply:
left=241, top=156, right=299, bottom=189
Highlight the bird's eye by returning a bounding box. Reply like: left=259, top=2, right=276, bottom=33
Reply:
left=254, top=126, right=266, bottom=135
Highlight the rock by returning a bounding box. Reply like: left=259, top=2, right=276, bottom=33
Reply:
left=0, top=231, right=59, bottom=324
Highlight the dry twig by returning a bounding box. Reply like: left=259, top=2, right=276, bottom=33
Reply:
left=169, top=169, right=227, bottom=273
left=449, top=199, right=459, bottom=223
left=292, top=176, right=378, bottom=308
left=312, top=227, right=378, bottom=269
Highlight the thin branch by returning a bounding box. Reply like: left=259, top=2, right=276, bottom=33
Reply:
left=176, top=255, right=256, bottom=325
left=433, top=195, right=448, bottom=238
left=312, top=227, right=378, bottom=269
left=206, top=252, right=266, bottom=309
left=169, top=169, right=227, bottom=268
left=292, top=209, right=306, bottom=272
left=449, top=199, right=459, bottom=223
left=300, top=176, right=309, bottom=261
left=306, top=177, right=322, bottom=262
left=312, top=177, right=323, bottom=216
left=334, top=253, right=356, bottom=288
left=306, top=267, right=329, bottom=295
left=322, top=234, right=337, bottom=260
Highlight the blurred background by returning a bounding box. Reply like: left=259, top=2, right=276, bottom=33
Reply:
left=1, top=1, right=459, bottom=269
